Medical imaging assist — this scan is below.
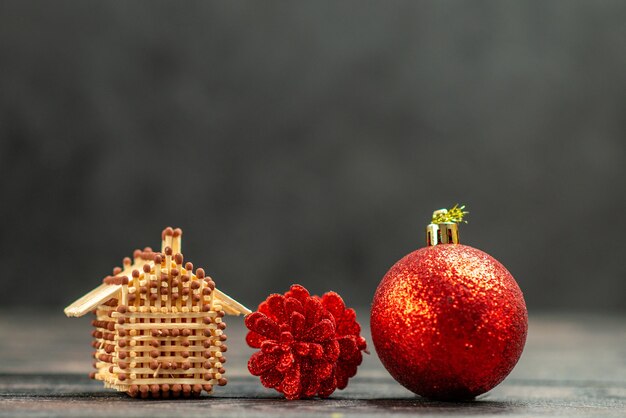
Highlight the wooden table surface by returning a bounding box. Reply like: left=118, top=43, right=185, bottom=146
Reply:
left=1, top=311, right=625, bottom=417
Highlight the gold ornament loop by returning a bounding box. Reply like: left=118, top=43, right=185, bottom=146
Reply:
left=431, top=204, right=468, bottom=225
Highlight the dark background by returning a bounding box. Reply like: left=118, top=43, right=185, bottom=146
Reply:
left=1, top=1, right=625, bottom=313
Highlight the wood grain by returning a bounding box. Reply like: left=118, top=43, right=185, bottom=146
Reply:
left=1, top=311, right=625, bottom=417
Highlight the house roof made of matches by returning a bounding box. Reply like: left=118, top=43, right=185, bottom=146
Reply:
left=64, top=227, right=250, bottom=318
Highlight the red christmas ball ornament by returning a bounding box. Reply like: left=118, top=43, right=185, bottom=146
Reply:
left=246, top=284, right=367, bottom=399
left=371, top=205, right=527, bottom=401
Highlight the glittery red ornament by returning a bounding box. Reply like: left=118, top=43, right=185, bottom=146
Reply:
left=246, top=284, right=367, bottom=399
left=371, top=207, right=527, bottom=401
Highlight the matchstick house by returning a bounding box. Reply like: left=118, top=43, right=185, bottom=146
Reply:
left=64, top=227, right=251, bottom=398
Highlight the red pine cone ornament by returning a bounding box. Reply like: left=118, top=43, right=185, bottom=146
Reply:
left=246, top=285, right=367, bottom=399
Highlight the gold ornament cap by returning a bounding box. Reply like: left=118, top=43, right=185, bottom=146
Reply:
left=426, top=204, right=468, bottom=246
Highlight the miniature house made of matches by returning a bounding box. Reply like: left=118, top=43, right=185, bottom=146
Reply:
left=64, top=227, right=251, bottom=398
